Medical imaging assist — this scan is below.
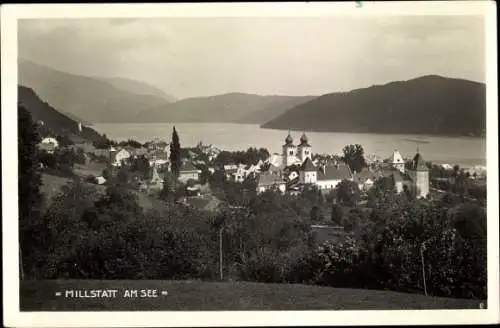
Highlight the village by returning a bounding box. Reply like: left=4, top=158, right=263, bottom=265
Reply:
left=37, top=127, right=487, bottom=221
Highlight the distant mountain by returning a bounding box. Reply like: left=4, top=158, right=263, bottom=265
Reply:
left=18, top=85, right=105, bottom=143
left=18, top=59, right=172, bottom=123
left=137, top=93, right=316, bottom=124
left=101, top=76, right=177, bottom=102
left=262, top=75, right=486, bottom=137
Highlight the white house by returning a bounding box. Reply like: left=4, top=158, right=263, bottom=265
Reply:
left=41, top=137, right=59, bottom=148
left=298, top=157, right=353, bottom=190
left=96, top=176, right=107, bottom=185
left=147, top=149, right=169, bottom=168
left=111, top=148, right=131, bottom=167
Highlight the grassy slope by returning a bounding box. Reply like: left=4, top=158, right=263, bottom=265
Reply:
left=20, top=280, right=482, bottom=311
left=40, top=173, right=157, bottom=210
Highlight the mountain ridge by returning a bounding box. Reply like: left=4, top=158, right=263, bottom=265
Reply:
left=18, top=59, right=173, bottom=123
left=261, top=75, right=486, bottom=137
left=136, top=93, right=317, bottom=124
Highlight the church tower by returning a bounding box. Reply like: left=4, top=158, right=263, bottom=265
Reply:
left=282, top=131, right=297, bottom=167
left=412, top=151, right=429, bottom=199
left=297, top=132, right=312, bottom=163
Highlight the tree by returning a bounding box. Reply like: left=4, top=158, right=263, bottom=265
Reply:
left=116, top=167, right=129, bottom=185
left=130, top=155, right=150, bottom=178
left=170, top=126, right=181, bottom=177
left=18, top=104, right=44, bottom=279
left=331, top=204, right=343, bottom=225
left=102, top=166, right=112, bottom=181
left=335, top=179, right=361, bottom=206
left=160, top=171, right=177, bottom=201
left=342, top=144, right=367, bottom=174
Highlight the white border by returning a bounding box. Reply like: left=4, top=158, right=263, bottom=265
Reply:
left=2, top=2, right=498, bottom=327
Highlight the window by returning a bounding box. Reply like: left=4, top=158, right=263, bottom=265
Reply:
left=289, top=150, right=293, bottom=155
left=305, top=150, right=309, bottom=155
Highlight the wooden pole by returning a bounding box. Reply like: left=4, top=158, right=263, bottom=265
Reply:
left=219, top=227, right=223, bottom=281
left=420, top=243, right=427, bottom=296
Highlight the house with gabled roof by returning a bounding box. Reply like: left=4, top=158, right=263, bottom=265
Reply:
left=296, top=157, right=353, bottom=190
left=179, top=161, right=202, bottom=184
left=353, top=169, right=382, bottom=191
left=110, top=148, right=131, bottom=167
left=256, top=171, right=286, bottom=194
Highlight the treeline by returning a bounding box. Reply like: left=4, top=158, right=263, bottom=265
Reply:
left=214, top=147, right=270, bottom=167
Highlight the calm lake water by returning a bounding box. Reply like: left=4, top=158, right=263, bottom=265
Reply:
left=92, top=123, right=486, bottom=168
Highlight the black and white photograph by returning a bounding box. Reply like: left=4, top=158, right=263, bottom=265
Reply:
left=2, top=1, right=498, bottom=327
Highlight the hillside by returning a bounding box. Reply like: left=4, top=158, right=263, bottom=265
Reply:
left=18, top=85, right=104, bottom=143
left=137, top=93, right=316, bottom=124
left=262, top=75, right=486, bottom=137
left=101, top=76, right=177, bottom=102
left=18, top=59, right=172, bottom=123
left=20, top=280, right=482, bottom=311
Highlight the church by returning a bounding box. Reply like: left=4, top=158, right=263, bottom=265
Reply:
left=256, top=132, right=353, bottom=194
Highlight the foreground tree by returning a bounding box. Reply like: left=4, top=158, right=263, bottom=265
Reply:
left=18, top=104, right=44, bottom=279
left=342, top=144, right=367, bottom=174
left=170, top=126, right=181, bottom=177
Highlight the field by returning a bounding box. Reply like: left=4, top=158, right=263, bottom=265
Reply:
left=73, top=162, right=107, bottom=177
left=20, top=280, right=482, bottom=311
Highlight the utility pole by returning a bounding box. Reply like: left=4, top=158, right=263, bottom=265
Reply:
left=420, top=242, right=427, bottom=296
left=219, top=226, right=223, bottom=281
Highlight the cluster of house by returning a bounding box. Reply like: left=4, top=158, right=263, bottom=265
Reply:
left=101, top=139, right=207, bottom=191
left=253, top=132, right=430, bottom=199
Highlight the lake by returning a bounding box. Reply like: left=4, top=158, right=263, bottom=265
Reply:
left=91, top=123, right=486, bottom=168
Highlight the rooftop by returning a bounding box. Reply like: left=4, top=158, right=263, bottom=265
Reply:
left=257, top=172, right=285, bottom=186
left=301, top=157, right=316, bottom=172
left=180, top=161, right=200, bottom=172
left=317, top=163, right=352, bottom=181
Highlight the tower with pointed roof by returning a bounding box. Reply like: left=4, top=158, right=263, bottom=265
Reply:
left=282, top=131, right=298, bottom=167
left=391, top=149, right=405, bottom=173
left=299, top=157, right=317, bottom=184
left=411, top=150, right=429, bottom=198
left=297, top=132, right=312, bottom=163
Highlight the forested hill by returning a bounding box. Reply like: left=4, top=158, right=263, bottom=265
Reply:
left=261, top=75, right=486, bottom=137
left=18, top=85, right=105, bottom=143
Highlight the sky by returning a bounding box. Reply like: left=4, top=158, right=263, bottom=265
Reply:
left=17, top=16, right=485, bottom=99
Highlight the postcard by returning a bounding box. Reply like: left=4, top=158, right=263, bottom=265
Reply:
left=2, top=1, right=498, bottom=327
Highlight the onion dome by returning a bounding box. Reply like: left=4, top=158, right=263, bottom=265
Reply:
left=284, top=132, right=294, bottom=145
left=300, top=132, right=308, bottom=144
